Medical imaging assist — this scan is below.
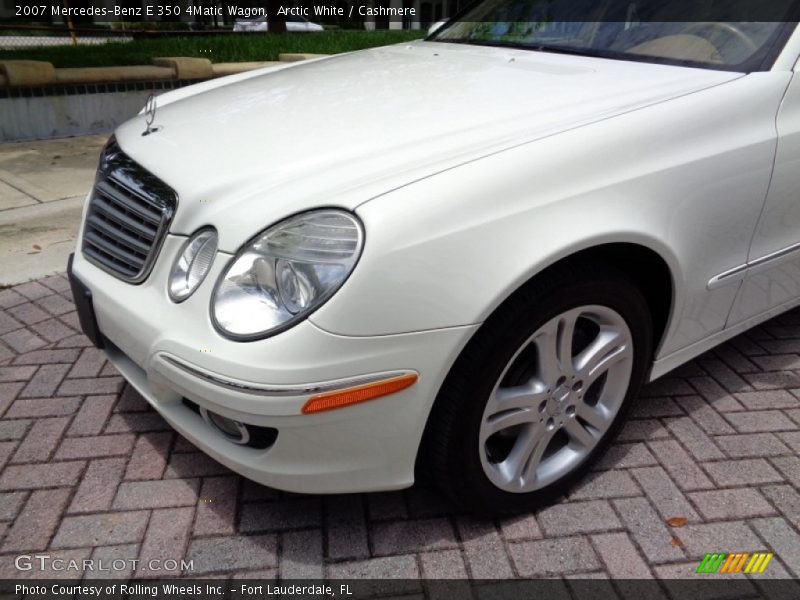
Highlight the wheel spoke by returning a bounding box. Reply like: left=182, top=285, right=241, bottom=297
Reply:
left=575, top=402, right=609, bottom=431
left=574, top=328, right=630, bottom=384
left=508, top=423, right=555, bottom=485
left=532, top=323, right=560, bottom=387
left=533, top=310, right=579, bottom=385
left=564, top=418, right=595, bottom=449
left=490, top=383, right=548, bottom=412
left=556, top=311, right=579, bottom=376
left=482, top=408, right=537, bottom=438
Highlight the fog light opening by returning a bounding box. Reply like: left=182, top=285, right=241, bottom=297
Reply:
left=200, top=407, right=250, bottom=445
left=183, top=399, right=278, bottom=449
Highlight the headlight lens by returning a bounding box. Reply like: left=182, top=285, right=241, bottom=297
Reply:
left=169, top=229, right=218, bottom=302
left=212, top=210, right=364, bottom=340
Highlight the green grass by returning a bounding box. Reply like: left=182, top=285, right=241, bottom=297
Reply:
left=0, top=31, right=426, bottom=67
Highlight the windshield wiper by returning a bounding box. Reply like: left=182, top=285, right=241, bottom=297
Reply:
left=527, top=44, right=605, bottom=58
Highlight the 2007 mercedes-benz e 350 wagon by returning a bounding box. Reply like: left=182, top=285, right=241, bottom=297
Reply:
left=68, top=2, right=800, bottom=512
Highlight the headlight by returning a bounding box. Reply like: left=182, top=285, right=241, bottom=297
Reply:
left=169, top=228, right=218, bottom=302
left=212, top=210, right=364, bottom=340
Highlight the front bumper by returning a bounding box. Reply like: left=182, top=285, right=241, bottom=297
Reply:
left=69, top=240, right=477, bottom=493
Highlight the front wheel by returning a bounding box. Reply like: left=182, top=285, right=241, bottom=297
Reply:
left=423, top=263, right=652, bottom=514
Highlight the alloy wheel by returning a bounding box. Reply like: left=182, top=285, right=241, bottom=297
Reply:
left=478, top=305, right=634, bottom=493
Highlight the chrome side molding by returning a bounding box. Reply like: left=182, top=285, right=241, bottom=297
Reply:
left=708, top=241, right=800, bottom=290
left=707, top=264, right=747, bottom=290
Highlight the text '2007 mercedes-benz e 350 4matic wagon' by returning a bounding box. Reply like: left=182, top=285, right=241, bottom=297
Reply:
left=68, top=1, right=800, bottom=513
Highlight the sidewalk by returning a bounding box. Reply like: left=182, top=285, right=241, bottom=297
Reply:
left=2, top=274, right=800, bottom=583
left=0, top=135, right=105, bottom=286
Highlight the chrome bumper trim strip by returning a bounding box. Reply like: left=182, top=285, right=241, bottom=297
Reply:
left=160, top=354, right=415, bottom=398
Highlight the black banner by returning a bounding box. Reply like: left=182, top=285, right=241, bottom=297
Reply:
left=2, top=578, right=799, bottom=600
left=4, top=0, right=800, bottom=24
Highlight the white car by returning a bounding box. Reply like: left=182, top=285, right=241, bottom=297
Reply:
left=232, top=15, right=324, bottom=33
left=68, top=5, right=800, bottom=512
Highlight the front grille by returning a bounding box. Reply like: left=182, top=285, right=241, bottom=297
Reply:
left=81, top=137, right=178, bottom=282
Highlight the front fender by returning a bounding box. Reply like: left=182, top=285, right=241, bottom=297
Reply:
left=310, top=72, right=786, bottom=360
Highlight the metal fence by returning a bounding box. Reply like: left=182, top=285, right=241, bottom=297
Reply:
left=0, top=24, right=248, bottom=49
left=0, top=24, right=133, bottom=48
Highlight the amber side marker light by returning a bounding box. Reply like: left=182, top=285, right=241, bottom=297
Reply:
left=302, top=373, right=418, bottom=415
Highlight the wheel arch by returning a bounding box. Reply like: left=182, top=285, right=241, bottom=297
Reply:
left=527, top=242, right=676, bottom=360
left=415, top=240, right=676, bottom=497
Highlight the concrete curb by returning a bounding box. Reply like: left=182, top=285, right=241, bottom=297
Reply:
left=0, top=60, right=55, bottom=86
left=151, top=57, right=213, bottom=80
left=54, top=65, right=175, bottom=84
left=211, top=61, right=282, bottom=76
left=278, top=53, right=330, bottom=62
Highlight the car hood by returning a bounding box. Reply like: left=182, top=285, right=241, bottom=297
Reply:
left=114, top=41, right=741, bottom=248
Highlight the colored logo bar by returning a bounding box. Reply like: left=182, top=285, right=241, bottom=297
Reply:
left=696, top=553, right=773, bottom=574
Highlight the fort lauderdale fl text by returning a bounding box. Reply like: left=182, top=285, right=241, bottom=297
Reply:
left=16, top=583, right=352, bottom=597
left=45, top=2, right=416, bottom=18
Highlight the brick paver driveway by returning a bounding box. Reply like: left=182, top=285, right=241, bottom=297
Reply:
left=3, top=274, right=800, bottom=581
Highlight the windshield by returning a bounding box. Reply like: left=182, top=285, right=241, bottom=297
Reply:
left=429, top=0, right=795, bottom=71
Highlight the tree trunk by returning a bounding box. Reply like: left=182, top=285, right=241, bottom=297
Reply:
left=266, top=0, right=287, bottom=33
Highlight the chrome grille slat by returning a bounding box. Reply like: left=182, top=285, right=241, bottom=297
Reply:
left=95, top=181, right=162, bottom=225
left=83, top=246, right=141, bottom=278
left=91, top=196, right=158, bottom=240
left=84, top=231, right=147, bottom=267
left=81, top=138, right=178, bottom=283
left=106, top=172, right=164, bottom=207
left=85, top=214, right=152, bottom=254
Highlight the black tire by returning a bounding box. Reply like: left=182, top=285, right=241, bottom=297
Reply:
left=421, top=261, right=653, bottom=514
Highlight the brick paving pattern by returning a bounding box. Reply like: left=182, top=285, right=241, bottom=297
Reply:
left=2, top=274, right=800, bottom=581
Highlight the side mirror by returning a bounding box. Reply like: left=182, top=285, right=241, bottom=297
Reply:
left=427, top=20, right=446, bottom=36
